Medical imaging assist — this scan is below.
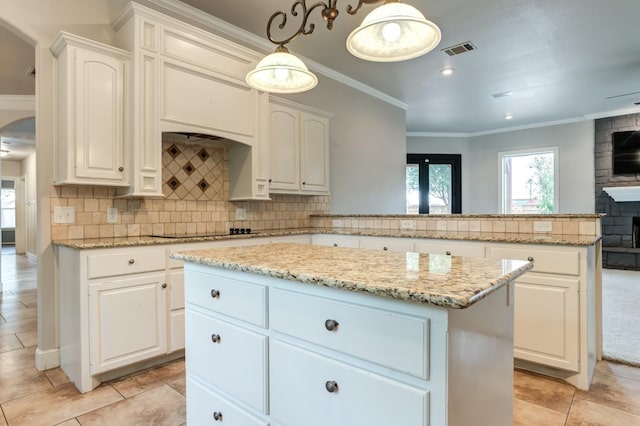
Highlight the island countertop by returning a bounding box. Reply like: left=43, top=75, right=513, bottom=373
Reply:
left=170, top=243, right=533, bottom=309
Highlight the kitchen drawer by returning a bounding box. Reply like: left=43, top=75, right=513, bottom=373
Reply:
left=185, top=309, right=267, bottom=413
left=187, top=377, right=268, bottom=426
left=87, top=248, right=165, bottom=279
left=486, top=245, right=580, bottom=275
left=415, top=241, right=486, bottom=257
left=270, top=288, right=429, bottom=379
left=312, top=234, right=360, bottom=248
left=270, top=339, right=429, bottom=426
left=359, top=236, right=415, bottom=252
left=185, top=268, right=267, bottom=327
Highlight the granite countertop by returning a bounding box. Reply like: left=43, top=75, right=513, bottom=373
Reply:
left=311, top=213, right=605, bottom=219
left=51, top=227, right=601, bottom=249
left=170, top=243, right=533, bottom=309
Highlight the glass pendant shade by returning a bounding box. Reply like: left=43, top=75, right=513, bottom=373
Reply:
left=346, top=2, right=442, bottom=62
left=246, top=48, right=318, bottom=93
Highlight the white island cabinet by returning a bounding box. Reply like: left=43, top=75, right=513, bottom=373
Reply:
left=173, top=243, right=533, bottom=426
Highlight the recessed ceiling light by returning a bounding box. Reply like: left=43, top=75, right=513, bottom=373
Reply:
left=504, top=114, right=513, bottom=120
left=441, top=68, right=455, bottom=76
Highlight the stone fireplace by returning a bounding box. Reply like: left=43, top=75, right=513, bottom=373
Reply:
left=595, top=113, right=640, bottom=270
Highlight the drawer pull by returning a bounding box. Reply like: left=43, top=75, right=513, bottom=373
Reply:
left=161, top=283, right=167, bottom=289
left=211, top=334, right=221, bottom=343
left=383, top=247, right=388, bottom=251
left=118, top=166, right=124, bottom=172
left=325, top=380, right=339, bottom=393
left=324, top=319, right=339, bottom=331
left=128, top=259, right=135, bottom=265
left=527, top=256, right=534, bottom=262
left=333, top=243, right=338, bottom=247
left=213, top=412, right=223, bottom=421
left=210, top=289, right=220, bottom=298
left=445, top=251, right=451, bottom=255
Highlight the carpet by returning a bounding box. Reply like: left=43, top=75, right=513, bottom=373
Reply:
left=602, top=268, right=640, bottom=367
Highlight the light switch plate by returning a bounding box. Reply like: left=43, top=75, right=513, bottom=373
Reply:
left=235, top=208, right=246, bottom=221
left=401, top=220, right=416, bottom=229
left=107, top=208, right=119, bottom=224
left=332, top=219, right=343, bottom=227
left=53, top=206, right=75, bottom=224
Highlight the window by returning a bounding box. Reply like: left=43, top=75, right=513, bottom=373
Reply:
left=500, top=148, right=558, bottom=214
left=1, top=180, right=16, bottom=229
left=406, top=154, right=462, bottom=214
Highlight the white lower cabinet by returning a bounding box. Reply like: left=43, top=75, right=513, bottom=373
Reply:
left=358, top=236, right=415, bottom=252
left=89, top=273, right=167, bottom=374
left=414, top=240, right=486, bottom=257
left=168, top=269, right=185, bottom=352
left=270, top=339, right=429, bottom=426
left=184, top=263, right=516, bottom=425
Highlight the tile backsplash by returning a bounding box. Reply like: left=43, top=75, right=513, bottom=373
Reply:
left=51, top=141, right=331, bottom=240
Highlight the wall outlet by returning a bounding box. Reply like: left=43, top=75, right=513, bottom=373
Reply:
left=533, top=221, right=552, bottom=232
left=53, top=206, right=75, bottom=224
left=235, top=208, right=247, bottom=221
left=401, top=220, right=416, bottom=229
left=332, top=219, right=343, bottom=228
left=107, top=208, right=119, bottom=224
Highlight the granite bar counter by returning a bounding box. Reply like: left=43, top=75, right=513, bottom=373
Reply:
left=173, top=243, right=533, bottom=425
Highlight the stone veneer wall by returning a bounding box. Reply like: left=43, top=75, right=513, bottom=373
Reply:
left=594, top=113, right=640, bottom=270
left=311, top=215, right=600, bottom=237
left=51, top=141, right=330, bottom=240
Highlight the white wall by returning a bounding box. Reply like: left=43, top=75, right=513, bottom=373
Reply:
left=286, top=75, right=407, bottom=214
left=1, top=160, right=21, bottom=177
left=23, top=153, right=36, bottom=256
left=407, top=121, right=596, bottom=214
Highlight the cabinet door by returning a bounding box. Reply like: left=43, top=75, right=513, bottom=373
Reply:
left=269, top=103, right=300, bottom=191
left=270, top=340, right=429, bottom=426
left=513, top=274, right=580, bottom=371
left=312, top=234, right=360, bottom=248
left=169, top=269, right=185, bottom=352
left=74, top=48, right=126, bottom=183
left=415, top=240, right=486, bottom=257
left=89, top=273, right=167, bottom=374
left=359, top=236, right=415, bottom=252
left=300, top=111, right=329, bottom=193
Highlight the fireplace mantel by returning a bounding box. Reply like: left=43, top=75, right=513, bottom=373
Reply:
left=603, top=186, right=640, bottom=202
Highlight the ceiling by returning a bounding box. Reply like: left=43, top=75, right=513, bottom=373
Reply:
left=179, top=0, right=640, bottom=134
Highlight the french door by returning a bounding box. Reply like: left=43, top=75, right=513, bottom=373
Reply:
left=406, top=154, right=461, bottom=214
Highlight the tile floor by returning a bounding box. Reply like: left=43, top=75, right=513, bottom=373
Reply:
left=1, top=248, right=640, bottom=425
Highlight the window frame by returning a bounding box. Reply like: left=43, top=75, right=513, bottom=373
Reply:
left=498, top=147, right=559, bottom=214
left=406, top=154, right=462, bottom=214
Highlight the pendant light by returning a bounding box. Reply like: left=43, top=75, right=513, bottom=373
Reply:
left=246, top=0, right=441, bottom=94
left=347, top=1, right=441, bottom=62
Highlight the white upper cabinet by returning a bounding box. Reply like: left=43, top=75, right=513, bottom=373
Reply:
left=50, top=32, right=130, bottom=187
left=269, top=98, right=331, bottom=195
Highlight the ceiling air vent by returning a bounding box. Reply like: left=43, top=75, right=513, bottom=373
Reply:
left=441, top=42, right=476, bottom=56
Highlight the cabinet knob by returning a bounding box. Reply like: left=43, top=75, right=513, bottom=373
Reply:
left=383, top=247, right=388, bottom=251
left=333, top=243, right=338, bottom=247
left=211, top=334, right=221, bottom=343
left=445, top=251, right=451, bottom=256
left=128, top=259, right=135, bottom=265
left=268, top=178, right=272, bottom=183
left=213, top=412, right=223, bottom=421
left=161, top=283, right=167, bottom=289
left=118, top=167, right=124, bottom=172
left=325, top=380, right=339, bottom=393
left=324, top=319, right=339, bottom=331
left=210, top=289, right=220, bottom=298
left=302, top=181, right=306, bottom=185
left=527, top=256, right=534, bottom=262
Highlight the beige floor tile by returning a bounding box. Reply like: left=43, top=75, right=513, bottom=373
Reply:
left=0, top=307, right=37, bottom=322
left=0, top=317, right=37, bottom=337
left=0, top=346, right=36, bottom=375
left=0, top=412, right=6, bottom=426
left=16, top=329, right=37, bottom=347
left=576, top=370, right=640, bottom=416
left=109, top=359, right=185, bottom=398
left=168, top=375, right=186, bottom=396
left=513, top=398, right=567, bottom=426
left=2, top=383, right=123, bottom=426
left=56, top=420, right=81, bottom=426
left=0, top=333, right=23, bottom=353
left=0, top=366, right=52, bottom=404
left=77, top=385, right=186, bottom=426
left=597, top=360, right=640, bottom=381
left=566, top=398, right=640, bottom=425
left=45, top=367, right=72, bottom=387
left=513, top=369, right=576, bottom=413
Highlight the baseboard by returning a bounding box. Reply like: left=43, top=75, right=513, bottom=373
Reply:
left=26, top=252, right=37, bottom=261
left=35, top=347, right=60, bottom=371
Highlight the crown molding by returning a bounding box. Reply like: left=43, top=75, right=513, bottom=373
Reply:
left=143, top=0, right=409, bottom=110
left=0, top=95, right=35, bottom=111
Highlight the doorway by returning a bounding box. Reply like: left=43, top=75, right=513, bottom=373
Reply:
left=406, top=154, right=462, bottom=214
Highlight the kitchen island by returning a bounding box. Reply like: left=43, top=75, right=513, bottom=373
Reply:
left=172, top=243, right=533, bottom=426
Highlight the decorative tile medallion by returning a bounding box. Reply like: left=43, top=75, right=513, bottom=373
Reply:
left=198, top=178, right=210, bottom=191
left=167, top=144, right=181, bottom=158
left=167, top=177, right=181, bottom=190
left=183, top=162, right=195, bottom=175
left=197, top=148, right=210, bottom=161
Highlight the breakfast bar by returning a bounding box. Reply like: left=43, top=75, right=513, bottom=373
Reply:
left=172, top=243, right=533, bottom=426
